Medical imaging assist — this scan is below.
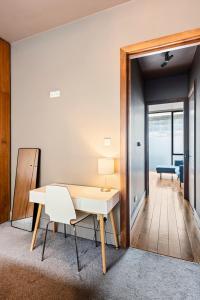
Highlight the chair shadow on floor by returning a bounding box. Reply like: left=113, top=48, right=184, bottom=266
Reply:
left=34, top=229, right=126, bottom=273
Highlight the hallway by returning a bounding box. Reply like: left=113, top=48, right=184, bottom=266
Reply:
left=131, top=172, right=200, bottom=262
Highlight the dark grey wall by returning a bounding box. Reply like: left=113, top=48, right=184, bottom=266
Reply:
left=144, top=73, right=188, bottom=103
left=129, top=60, right=145, bottom=228
left=189, top=45, right=200, bottom=218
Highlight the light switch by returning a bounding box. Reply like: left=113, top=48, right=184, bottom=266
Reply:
left=49, top=90, right=61, bottom=98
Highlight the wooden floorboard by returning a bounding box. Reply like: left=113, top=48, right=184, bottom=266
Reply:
left=173, top=188, right=194, bottom=261
left=130, top=172, right=200, bottom=263
left=147, top=188, right=162, bottom=253
left=168, top=186, right=181, bottom=258
left=177, top=191, right=200, bottom=263
left=157, top=189, right=169, bottom=256
left=130, top=198, right=147, bottom=247
left=135, top=192, right=157, bottom=251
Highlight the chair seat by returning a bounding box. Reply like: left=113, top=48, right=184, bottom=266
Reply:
left=70, top=211, right=90, bottom=225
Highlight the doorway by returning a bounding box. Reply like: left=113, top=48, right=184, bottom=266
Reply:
left=120, top=28, right=200, bottom=254
left=147, top=103, right=184, bottom=193
left=130, top=101, right=197, bottom=260
left=129, top=48, right=200, bottom=261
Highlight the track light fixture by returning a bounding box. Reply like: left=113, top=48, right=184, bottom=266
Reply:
left=161, top=51, right=174, bottom=67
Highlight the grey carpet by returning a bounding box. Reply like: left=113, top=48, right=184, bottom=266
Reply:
left=0, top=222, right=200, bottom=299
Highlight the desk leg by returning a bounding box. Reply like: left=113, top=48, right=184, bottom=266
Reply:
left=30, top=204, right=43, bottom=251
left=99, top=214, right=106, bottom=274
left=109, top=210, right=119, bottom=249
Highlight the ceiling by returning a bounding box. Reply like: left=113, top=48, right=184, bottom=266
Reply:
left=0, top=0, right=130, bottom=43
left=138, top=46, right=197, bottom=79
left=149, top=102, right=184, bottom=113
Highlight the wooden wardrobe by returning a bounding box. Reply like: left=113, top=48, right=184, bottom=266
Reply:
left=0, top=38, right=11, bottom=223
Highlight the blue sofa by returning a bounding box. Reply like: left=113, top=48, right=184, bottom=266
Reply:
left=174, top=160, right=184, bottom=186
left=179, top=165, right=184, bottom=186
left=156, top=165, right=176, bottom=179
left=156, top=159, right=184, bottom=185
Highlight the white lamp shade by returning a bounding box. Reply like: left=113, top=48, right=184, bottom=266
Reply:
left=98, top=158, right=114, bottom=175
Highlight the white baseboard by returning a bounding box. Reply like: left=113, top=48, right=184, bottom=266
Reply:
left=130, top=191, right=146, bottom=229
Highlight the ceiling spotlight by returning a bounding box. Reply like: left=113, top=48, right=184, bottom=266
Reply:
left=161, top=51, right=174, bottom=67
left=161, top=61, right=167, bottom=68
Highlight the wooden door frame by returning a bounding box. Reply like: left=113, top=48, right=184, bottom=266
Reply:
left=120, top=28, right=200, bottom=248
left=0, top=38, right=11, bottom=224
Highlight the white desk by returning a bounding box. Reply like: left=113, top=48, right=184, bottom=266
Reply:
left=29, top=183, right=120, bottom=274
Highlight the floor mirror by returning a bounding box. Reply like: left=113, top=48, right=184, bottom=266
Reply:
left=11, top=148, right=40, bottom=231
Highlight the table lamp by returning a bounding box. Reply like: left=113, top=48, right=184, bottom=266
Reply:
left=98, top=158, right=114, bottom=192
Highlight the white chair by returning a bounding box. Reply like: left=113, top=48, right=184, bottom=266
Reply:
left=41, top=185, right=97, bottom=271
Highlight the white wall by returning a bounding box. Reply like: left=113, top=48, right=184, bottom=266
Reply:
left=11, top=0, right=200, bottom=241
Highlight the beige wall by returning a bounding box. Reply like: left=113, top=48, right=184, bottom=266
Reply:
left=11, top=0, right=200, bottom=240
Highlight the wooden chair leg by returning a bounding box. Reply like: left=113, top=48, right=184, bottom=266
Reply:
left=30, top=203, right=43, bottom=251
left=99, top=214, right=106, bottom=274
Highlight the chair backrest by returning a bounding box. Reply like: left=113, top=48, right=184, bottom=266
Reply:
left=45, top=185, right=76, bottom=224
left=174, top=160, right=184, bottom=166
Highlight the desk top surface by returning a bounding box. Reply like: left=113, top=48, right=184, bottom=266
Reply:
left=30, top=183, right=120, bottom=202
left=30, top=184, right=120, bottom=214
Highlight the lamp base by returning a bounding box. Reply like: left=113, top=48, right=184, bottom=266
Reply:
left=100, top=187, right=111, bottom=192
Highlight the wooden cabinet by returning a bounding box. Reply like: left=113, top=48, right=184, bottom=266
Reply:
left=0, top=38, right=11, bottom=223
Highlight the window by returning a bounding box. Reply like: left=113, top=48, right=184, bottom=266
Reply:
left=149, top=112, right=171, bottom=170
left=149, top=110, right=184, bottom=171
left=173, top=111, right=184, bottom=154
